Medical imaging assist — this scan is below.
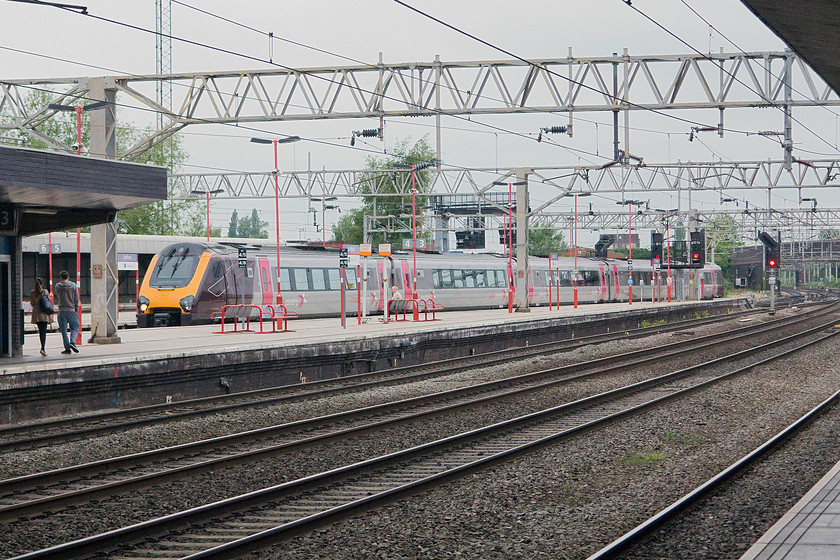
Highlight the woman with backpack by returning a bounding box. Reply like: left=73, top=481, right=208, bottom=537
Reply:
left=29, top=277, right=53, bottom=356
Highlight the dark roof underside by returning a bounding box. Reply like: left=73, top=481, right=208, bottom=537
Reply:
left=741, top=0, right=840, bottom=94
left=0, top=145, right=167, bottom=235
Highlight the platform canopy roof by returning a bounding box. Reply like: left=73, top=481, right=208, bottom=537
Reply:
left=0, top=145, right=167, bottom=236
left=741, top=0, right=840, bottom=95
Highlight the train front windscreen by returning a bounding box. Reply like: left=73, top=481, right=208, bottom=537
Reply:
left=149, top=245, right=201, bottom=289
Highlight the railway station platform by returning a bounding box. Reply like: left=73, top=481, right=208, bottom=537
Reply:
left=0, top=297, right=750, bottom=423
left=739, top=459, right=840, bottom=560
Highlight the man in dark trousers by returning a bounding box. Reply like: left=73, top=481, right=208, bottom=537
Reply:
left=54, top=270, right=80, bottom=354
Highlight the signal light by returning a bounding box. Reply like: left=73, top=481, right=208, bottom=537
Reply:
left=758, top=231, right=781, bottom=270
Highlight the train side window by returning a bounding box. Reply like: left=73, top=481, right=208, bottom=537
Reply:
left=463, top=270, right=476, bottom=288
left=277, top=268, right=292, bottom=292
left=292, top=268, right=308, bottom=291
left=344, top=268, right=357, bottom=289
left=311, top=269, right=328, bottom=291
left=560, top=271, right=572, bottom=287
left=585, top=271, right=599, bottom=286
left=493, top=270, right=506, bottom=288
left=452, top=270, right=465, bottom=288
left=326, top=268, right=341, bottom=290
left=260, top=268, right=269, bottom=292
left=474, top=270, right=487, bottom=288
left=440, top=269, right=454, bottom=289
left=432, top=269, right=441, bottom=289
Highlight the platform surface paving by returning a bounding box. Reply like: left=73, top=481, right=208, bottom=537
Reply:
left=5, top=298, right=725, bottom=376
left=739, top=459, right=840, bottom=560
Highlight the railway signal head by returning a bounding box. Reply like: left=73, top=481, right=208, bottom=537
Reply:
left=689, top=230, right=705, bottom=267
left=758, top=231, right=781, bottom=270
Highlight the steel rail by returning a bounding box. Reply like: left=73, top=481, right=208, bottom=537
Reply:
left=9, top=317, right=839, bottom=560
left=0, top=304, right=828, bottom=521
left=0, top=304, right=768, bottom=451
left=585, top=388, right=840, bottom=560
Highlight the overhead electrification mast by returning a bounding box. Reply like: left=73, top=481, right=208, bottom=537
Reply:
left=155, top=0, right=172, bottom=130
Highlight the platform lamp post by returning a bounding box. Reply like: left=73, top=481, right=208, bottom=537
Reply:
left=190, top=189, right=224, bottom=241
left=48, top=100, right=112, bottom=345
left=396, top=160, right=437, bottom=304
left=250, top=135, right=302, bottom=304
left=493, top=180, right=527, bottom=313
left=570, top=192, right=591, bottom=308
left=617, top=199, right=645, bottom=305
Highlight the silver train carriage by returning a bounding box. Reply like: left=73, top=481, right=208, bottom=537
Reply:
left=136, top=242, right=723, bottom=326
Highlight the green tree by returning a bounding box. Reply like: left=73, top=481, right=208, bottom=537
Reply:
left=528, top=225, right=568, bottom=256
left=229, top=208, right=268, bottom=238
left=819, top=228, right=840, bottom=239
left=0, top=88, right=200, bottom=235
left=706, top=214, right=740, bottom=276
left=332, top=137, right=435, bottom=246
left=228, top=209, right=240, bottom=238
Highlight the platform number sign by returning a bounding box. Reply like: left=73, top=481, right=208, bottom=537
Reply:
left=238, top=247, right=247, bottom=268
left=0, top=204, right=17, bottom=234
left=339, top=248, right=349, bottom=268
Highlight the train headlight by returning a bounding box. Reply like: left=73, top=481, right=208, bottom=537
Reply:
left=138, top=295, right=150, bottom=313
left=179, top=295, right=196, bottom=313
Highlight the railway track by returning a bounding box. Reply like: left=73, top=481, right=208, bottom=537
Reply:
left=0, top=303, right=829, bottom=522
left=8, top=309, right=840, bottom=559
left=586, top=387, right=840, bottom=560
left=0, top=304, right=766, bottom=452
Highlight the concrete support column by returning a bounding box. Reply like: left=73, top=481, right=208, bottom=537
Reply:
left=88, top=77, right=121, bottom=344
left=514, top=168, right=530, bottom=312
left=435, top=215, right=450, bottom=253
left=10, top=236, right=22, bottom=357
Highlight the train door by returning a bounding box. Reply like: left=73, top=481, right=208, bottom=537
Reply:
left=400, top=261, right=412, bottom=299
left=598, top=266, right=607, bottom=302
left=376, top=260, right=385, bottom=311
left=257, top=258, right=273, bottom=304
left=612, top=265, right=620, bottom=301
left=527, top=266, right=534, bottom=304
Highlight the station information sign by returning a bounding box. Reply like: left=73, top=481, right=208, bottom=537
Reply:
left=39, top=243, right=62, bottom=254
left=339, top=248, right=349, bottom=268
left=402, top=238, right=426, bottom=249
left=360, top=243, right=372, bottom=257
left=117, top=253, right=139, bottom=271
left=378, top=243, right=391, bottom=257
left=0, top=204, right=17, bottom=234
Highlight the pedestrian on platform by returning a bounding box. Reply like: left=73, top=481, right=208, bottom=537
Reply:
left=391, top=285, right=403, bottom=300
left=29, top=277, right=53, bottom=356
left=54, top=270, right=80, bottom=355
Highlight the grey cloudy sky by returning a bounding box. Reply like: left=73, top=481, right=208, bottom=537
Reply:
left=4, top=0, right=832, bottom=243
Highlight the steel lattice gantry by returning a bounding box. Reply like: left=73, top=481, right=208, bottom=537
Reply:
left=1, top=50, right=839, bottom=159
left=364, top=208, right=840, bottom=238
left=167, top=159, right=840, bottom=201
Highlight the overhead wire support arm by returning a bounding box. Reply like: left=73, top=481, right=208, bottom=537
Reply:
left=6, top=0, right=87, bottom=13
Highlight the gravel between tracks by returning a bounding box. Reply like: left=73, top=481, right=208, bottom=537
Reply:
left=3, top=306, right=836, bottom=560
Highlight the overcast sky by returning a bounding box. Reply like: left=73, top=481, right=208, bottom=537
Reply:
left=4, top=0, right=835, bottom=245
